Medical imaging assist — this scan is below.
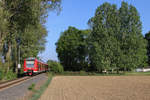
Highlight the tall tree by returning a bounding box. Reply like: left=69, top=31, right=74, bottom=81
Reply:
left=0, top=1, right=9, bottom=53
left=88, top=2, right=147, bottom=73
left=88, top=3, right=120, bottom=72
left=20, top=24, right=47, bottom=60
left=1, top=0, right=61, bottom=72
left=145, top=31, right=150, bottom=65
left=118, top=2, right=147, bottom=70
left=56, top=27, right=90, bottom=71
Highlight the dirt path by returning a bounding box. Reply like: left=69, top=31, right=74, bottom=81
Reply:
left=39, top=76, right=150, bottom=100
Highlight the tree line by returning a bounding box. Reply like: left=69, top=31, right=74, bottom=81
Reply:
left=0, top=0, right=61, bottom=77
left=56, top=2, right=149, bottom=73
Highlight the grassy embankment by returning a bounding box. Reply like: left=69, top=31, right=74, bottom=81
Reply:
left=30, top=73, right=53, bottom=100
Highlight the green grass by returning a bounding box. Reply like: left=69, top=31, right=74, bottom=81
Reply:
left=124, top=71, right=150, bottom=76
left=53, top=71, right=150, bottom=76
left=53, top=71, right=124, bottom=76
left=30, top=73, right=53, bottom=100
left=28, top=83, right=36, bottom=91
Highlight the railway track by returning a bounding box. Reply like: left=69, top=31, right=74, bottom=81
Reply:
left=0, top=73, right=47, bottom=100
left=0, top=76, right=30, bottom=90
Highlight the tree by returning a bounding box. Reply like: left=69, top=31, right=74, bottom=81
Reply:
left=88, top=3, right=121, bottom=72
left=88, top=2, right=147, bottom=73
left=56, top=27, right=90, bottom=71
left=47, top=60, right=64, bottom=73
left=145, top=31, right=150, bottom=65
left=118, top=2, right=147, bottom=70
left=20, top=24, right=47, bottom=60
left=0, top=0, right=62, bottom=72
left=0, top=1, right=9, bottom=53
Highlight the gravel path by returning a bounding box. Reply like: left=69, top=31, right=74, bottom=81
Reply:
left=0, top=74, right=48, bottom=100
left=40, top=76, right=150, bottom=100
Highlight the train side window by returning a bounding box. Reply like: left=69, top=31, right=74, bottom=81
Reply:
left=38, top=63, right=40, bottom=69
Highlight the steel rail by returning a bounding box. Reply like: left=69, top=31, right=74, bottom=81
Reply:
left=0, top=76, right=30, bottom=90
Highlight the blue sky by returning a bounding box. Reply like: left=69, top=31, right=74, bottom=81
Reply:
left=39, top=0, right=150, bottom=61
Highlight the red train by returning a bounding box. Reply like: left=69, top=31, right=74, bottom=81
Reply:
left=23, top=57, right=48, bottom=76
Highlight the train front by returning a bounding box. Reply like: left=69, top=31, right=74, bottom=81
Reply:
left=23, top=58, right=37, bottom=76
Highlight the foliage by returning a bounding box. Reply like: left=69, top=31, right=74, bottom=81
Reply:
left=79, top=70, right=87, bottom=75
left=55, top=2, right=147, bottom=73
left=4, top=70, right=17, bottom=80
left=88, top=2, right=147, bottom=72
left=0, top=1, right=9, bottom=52
left=47, top=60, right=64, bottom=73
left=145, top=31, right=150, bottom=65
left=0, top=62, right=17, bottom=80
left=56, top=27, right=90, bottom=71
left=118, top=2, right=147, bottom=70
left=0, top=0, right=62, bottom=75
left=88, top=3, right=121, bottom=72
left=0, top=68, right=4, bottom=80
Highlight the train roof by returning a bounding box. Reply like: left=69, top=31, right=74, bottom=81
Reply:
left=26, top=57, right=35, bottom=60
left=26, top=57, right=48, bottom=65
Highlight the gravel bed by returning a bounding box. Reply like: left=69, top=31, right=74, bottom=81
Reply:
left=0, top=74, right=48, bottom=100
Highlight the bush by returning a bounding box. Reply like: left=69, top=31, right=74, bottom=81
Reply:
left=0, top=67, right=16, bottom=81
left=79, top=70, right=87, bottom=75
left=4, top=70, right=17, bottom=80
left=47, top=61, right=64, bottom=73
left=0, top=69, right=4, bottom=80
left=0, top=62, right=5, bottom=80
left=0, top=62, right=17, bottom=80
left=88, top=72, right=97, bottom=75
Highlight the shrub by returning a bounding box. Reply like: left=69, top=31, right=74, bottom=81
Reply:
left=88, top=72, right=97, bottom=75
left=4, top=70, right=17, bottom=80
left=0, top=69, right=4, bottom=80
left=48, top=61, right=64, bottom=73
left=0, top=62, right=5, bottom=80
left=79, top=70, right=87, bottom=75
left=0, top=62, right=17, bottom=80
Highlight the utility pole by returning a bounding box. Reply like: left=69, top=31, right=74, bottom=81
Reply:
left=18, top=45, right=21, bottom=69
left=17, top=38, right=21, bottom=77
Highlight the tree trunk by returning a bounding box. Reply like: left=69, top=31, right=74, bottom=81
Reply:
left=117, top=68, right=119, bottom=74
left=6, top=43, right=12, bottom=72
left=0, top=32, right=4, bottom=52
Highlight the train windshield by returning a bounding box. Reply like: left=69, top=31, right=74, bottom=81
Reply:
left=26, top=61, right=34, bottom=68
